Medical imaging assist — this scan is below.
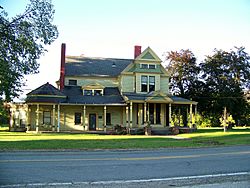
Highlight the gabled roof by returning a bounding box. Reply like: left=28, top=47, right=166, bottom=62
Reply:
left=26, top=82, right=67, bottom=103
left=65, top=57, right=132, bottom=77
left=135, top=47, right=162, bottom=62
left=27, top=82, right=66, bottom=96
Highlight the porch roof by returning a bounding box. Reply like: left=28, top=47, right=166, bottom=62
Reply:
left=122, top=92, right=197, bottom=105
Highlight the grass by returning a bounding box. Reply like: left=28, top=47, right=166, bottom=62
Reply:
left=0, top=127, right=249, bottom=150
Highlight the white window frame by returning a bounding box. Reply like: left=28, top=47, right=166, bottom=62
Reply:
left=83, top=89, right=103, bottom=96
left=141, top=75, right=155, bottom=92
left=140, top=64, right=156, bottom=69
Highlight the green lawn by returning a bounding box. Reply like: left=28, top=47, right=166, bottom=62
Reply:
left=0, top=127, right=249, bottom=150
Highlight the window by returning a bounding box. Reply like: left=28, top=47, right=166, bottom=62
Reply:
left=149, top=64, right=156, bottom=69
left=106, top=113, right=111, bottom=125
left=94, top=90, right=102, bottom=96
left=140, top=64, right=148, bottom=69
left=149, top=76, right=155, bottom=92
left=140, top=64, right=156, bottom=69
left=43, top=111, right=51, bottom=124
left=141, top=76, right=148, bottom=92
left=84, top=90, right=93, bottom=96
left=69, top=79, right=77, bottom=85
left=74, top=113, right=81, bottom=125
left=141, top=75, right=155, bottom=92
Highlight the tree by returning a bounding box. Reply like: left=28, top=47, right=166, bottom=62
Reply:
left=165, top=49, right=200, bottom=98
left=165, top=49, right=201, bottom=126
left=0, top=0, right=58, bottom=102
left=200, top=47, right=250, bottom=126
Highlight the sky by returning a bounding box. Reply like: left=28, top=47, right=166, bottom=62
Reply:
left=1, top=0, right=250, bottom=101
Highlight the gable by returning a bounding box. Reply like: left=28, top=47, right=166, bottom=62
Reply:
left=135, top=47, right=162, bottom=62
left=141, top=52, right=155, bottom=60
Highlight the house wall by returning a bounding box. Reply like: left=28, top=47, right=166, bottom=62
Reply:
left=160, top=76, right=169, bottom=94
left=120, top=75, right=135, bottom=92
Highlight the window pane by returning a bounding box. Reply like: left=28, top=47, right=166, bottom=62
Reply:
left=94, top=90, right=102, bottom=96
left=69, top=79, right=77, bottom=85
left=149, top=76, right=155, bottom=92
left=141, top=76, right=148, bottom=84
left=75, top=113, right=81, bottom=125
left=140, top=64, right=148, bottom=69
left=84, top=90, right=92, bottom=96
left=149, top=76, right=155, bottom=83
left=106, top=113, right=111, bottom=125
left=149, top=64, right=156, bottom=69
left=141, top=76, right=148, bottom=92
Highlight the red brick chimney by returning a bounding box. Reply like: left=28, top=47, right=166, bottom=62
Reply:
left=134, top=45, right=141, bottom=59
left=60, top=43, right=66, bottom=90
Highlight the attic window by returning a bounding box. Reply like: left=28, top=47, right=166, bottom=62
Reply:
left=140, top=64, right=156, bottom=69
left=69, top=79, right=77, bottom=86
left=149, top=64, right=156, bottom=69
left=140, top=64, right=148, bottom=69
left=112, top=62, right=116, bottom=67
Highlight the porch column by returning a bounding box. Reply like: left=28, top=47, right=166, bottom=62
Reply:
left=169, top=103, right=172, bottom=126
left=57, top=104, right=60, bottom=132
left=194, top=105, right=197, bottom=126
left=36, top=104, right=39, bottom=132
left=190, top=104, right=193, bottom=127
left=82, top=105, right=89, bottom=131
left=144, top=102, right=147, bottom=124
left=9, top=109, right=14, bottom=129
left=103, top=105, right=107, bottom=132
left=52, top=104, right=56, bottom=131
left=130, top=102, right=133, bottom=129
left=138, top=104, right=142, bottom=127
left=83, top=105, right=87, bottom=130
left=26, top=105, right=29, bottom=130
left=126, top=106, right=129, bottom=128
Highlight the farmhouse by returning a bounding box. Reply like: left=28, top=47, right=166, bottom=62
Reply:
left=10, top=44, right=197, bottom=132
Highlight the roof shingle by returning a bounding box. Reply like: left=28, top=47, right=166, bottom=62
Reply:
left=65, top=57, right=132, bottom=77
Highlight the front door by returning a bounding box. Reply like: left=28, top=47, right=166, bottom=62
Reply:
left=89, top=114, right=96, bottom=130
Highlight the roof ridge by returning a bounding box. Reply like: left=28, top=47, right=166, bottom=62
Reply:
left=66, top=56, right=133, bottom=61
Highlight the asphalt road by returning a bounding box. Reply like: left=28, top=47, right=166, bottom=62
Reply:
left=0, top=146, right=250, bottom=187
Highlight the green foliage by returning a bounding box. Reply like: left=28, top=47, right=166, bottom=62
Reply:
left=0, top=0, right=58, bottom=101
left=165, top=50, right=201, bottom=126
left=199, top=47, right=250, bottom=126
left=220, top=115, right=235, bottom=128
left=165, top=49, right=200, bottom=97
left=195, top=114, right=212, bottom=128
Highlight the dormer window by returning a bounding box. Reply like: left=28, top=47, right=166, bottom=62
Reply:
left=149, top=64, right=156, bottom=69
left=82, top=83, right=104, bottom=96
left=83, top=89, right=103, bottom=96
left=140, top=64, right=156, bottom=69
left=94, top=90, right=102, bottom=96
left=140, top=64, right=148, bottom=69
left=84, top=90, right=93, bottom=96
